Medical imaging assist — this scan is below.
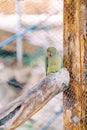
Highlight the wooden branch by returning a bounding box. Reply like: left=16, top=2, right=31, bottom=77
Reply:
left=0, top=68, right=70, bottom=130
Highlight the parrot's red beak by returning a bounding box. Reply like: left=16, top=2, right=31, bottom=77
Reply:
left=47, top=52, right=51, bottom=56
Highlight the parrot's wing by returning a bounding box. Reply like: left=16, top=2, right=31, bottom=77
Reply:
left=45, top=57, right=48, bottom=76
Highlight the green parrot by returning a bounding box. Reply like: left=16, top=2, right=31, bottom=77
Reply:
left=46, top=47, right=62, bottom=75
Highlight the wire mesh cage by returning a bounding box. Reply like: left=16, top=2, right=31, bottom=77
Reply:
left=0, top=0, right=86, bottom=130
left=0, top=0, right=63, bottom=130
left=63, top=0, right=87, bottom=130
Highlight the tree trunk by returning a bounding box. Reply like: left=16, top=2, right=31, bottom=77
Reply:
left=63, top=0, right=87, bottom=129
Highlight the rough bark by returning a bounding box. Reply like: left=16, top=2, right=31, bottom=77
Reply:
left=63, top=0, right=87, bottom=129
left=0, top=68, right=69, bottom=130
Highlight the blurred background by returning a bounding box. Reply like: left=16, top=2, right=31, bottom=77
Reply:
left=0, top=0, right=63, bottom=130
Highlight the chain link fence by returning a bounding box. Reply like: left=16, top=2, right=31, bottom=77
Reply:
left=63, top=0, right=87, bottom=130
left=0, top=0, right=63, bottom=130
left=0, top=0, right=87, bottom=130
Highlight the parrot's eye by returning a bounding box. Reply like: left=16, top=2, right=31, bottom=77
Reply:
left=47, top=51, right=51, bottom=56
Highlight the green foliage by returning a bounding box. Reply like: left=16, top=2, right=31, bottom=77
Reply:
left=0, top=47, right=45, bottom=66
left=23, top=47, right=45, bottom=66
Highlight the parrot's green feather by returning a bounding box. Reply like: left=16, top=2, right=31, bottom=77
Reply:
left=46, top=47, right=62, bottom=75
left=45, top=57, right=48, bottom=76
